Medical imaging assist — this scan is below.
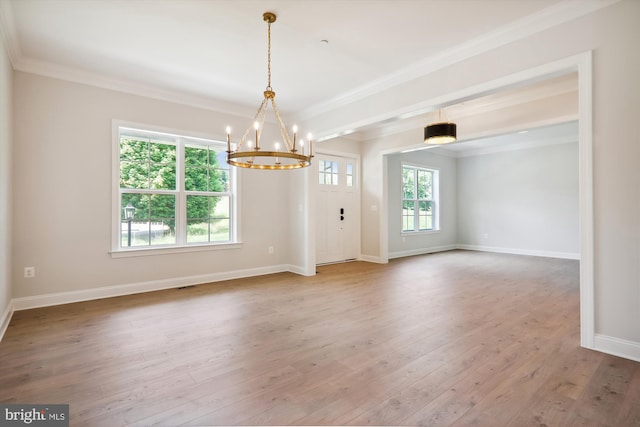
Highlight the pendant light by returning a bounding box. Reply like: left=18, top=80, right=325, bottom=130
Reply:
left=424, top=109, right=457, bottom=145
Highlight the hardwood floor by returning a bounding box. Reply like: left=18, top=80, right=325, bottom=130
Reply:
left=1, top=250, right=638, bottom=426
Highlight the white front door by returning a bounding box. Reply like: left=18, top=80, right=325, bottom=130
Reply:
left=316, top=154, right=358, bottom=264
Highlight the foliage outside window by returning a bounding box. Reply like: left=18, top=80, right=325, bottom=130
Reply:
left=402, top=165, right=438, bottom=232
left=118, top=127, right=234, bottom=249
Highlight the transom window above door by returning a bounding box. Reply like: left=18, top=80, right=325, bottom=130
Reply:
left=319, top=159, right=354, bottom=187
left=319, top=160, right=339, bottom=185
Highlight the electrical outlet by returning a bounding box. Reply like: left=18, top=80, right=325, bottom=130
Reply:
left=268, top=246, right=274, bottom=254
left=24, top=267, right=35, bottom=278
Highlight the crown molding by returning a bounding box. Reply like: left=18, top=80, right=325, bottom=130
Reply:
left=13, top=56, right=260, bottom=118
left=296, top=0, right=620, bottom=122
left=398, top=132, right=578, bottom=159
left=450, top=134, right=578, bottom=158
left=445, top=75, right=577, bottom=118
left=0, top=0, right=20, bottom=66
left=2, top=0, right=259, bottom=119
left=396, top=115, right=578, bottom=156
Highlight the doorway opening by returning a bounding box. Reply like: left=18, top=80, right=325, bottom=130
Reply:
left=376, top=54, right=593, bottom=348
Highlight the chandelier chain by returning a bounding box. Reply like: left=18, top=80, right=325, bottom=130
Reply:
left=267, top=21, right=272, bottom=90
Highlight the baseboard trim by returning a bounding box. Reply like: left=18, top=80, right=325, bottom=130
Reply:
left=594, top=334, right=640, bottom=363
left=287, top=264, right=315, bottom=277
left=0, top=300, right=13, bottom=342
left=455, top=244, right=580, bottom=260
left=12, top=264, right=291, bottom=311
left=358, top=255, right=387, bottom=264
left=388, top=245, right=457, bottom=260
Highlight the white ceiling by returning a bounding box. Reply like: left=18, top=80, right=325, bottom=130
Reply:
left=0, top=0, right=599, bottom=146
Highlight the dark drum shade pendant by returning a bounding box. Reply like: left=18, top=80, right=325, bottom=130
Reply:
left=424, top=122, right=457, bottom=145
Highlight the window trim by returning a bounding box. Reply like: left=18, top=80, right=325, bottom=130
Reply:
left=111, top=120, right=241, bottom=256
left=401, top=162, right=440, bottom=233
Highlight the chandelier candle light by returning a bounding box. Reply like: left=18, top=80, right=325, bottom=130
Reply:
left=226, top=12, right=313, bottom=170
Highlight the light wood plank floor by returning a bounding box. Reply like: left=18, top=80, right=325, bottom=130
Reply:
left=1, top=251, right=639, bottom=426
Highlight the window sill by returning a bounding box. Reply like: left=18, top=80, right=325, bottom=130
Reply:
left=401, top=230, right=441, bottom=236
left=110, top=242, right=242, bottom=258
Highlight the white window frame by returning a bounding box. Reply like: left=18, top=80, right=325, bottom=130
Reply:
left=111, top=121, right=241, bottom=257
left=401, top=163, right=440, bottom=234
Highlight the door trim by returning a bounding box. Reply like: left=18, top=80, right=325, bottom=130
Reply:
left=313, top=150, right=361, bottom=266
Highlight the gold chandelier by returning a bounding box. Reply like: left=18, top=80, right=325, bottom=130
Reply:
left=226, top=12, right=313, bottom=170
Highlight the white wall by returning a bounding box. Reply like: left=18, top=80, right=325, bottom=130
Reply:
left=0, top=24, right=12, bottom=333
left=287, top=167, right=310, bottom=275
left=11, top=72, right=295, bottom=301
left=352, top=1, right=640, bottom=348
left=315, top=137, right=362, bottom=156
left=457, top=141, right=579, bottom=258
left=387, top=149, right=457, bottom=258
left=590, top=1, right=640, bottom=347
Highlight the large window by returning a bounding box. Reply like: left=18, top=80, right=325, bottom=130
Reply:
left=402, top=164, right=439, bottom=232
left=115, top=126, right=235, bottom=251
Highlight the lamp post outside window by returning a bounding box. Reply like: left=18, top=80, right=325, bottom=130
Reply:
left=124, top=203, right=135, bottom=247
